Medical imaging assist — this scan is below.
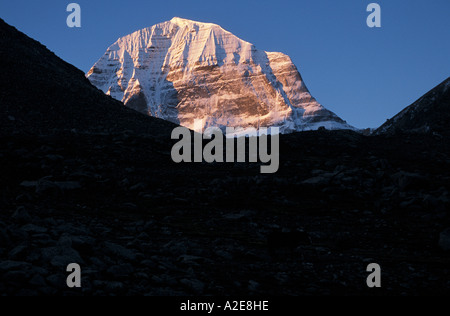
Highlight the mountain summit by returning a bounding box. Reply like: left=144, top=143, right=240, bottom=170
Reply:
left=87, top=17, right=353, bottom=133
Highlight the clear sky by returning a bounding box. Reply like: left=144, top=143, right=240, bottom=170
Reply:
left=1, top=0, right=449, bottom=128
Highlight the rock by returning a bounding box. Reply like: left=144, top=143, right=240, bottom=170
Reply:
left=391, top=172, right=428, bottom=191
left=16, top=289, right=41, bottom=296
left=38, top=287, right=57, bottom=296
left=9, top=226, right=28, bottom=240
left=45, top=154, right=64, bottom=162
left=0, top=261, right=30, bottom=272
left=122, top=202, right=138, bottom=210
left=248, top=280, right=260, bottom=292
left=30, top=266, right=48, bottom=276
left=81, top=277, right=92, bottom=292
left=161, top=240, right=189, bottom=256
left=36, top=177, right=60, bottom=196
left=423, top=195, right=440, bottom=209
left=136, top=272, right=149, bottom=280
left=46, top=274, right=67, bottom=290
left=178, top=255, right=206, bottom=266
left=15, top=193, right=33, bottom=203
left=21, top=224, right=48, bottom=234
left=105, top=282, right=124, bottom=292
left=26, top=250, right=42, bottom=263
left=302, top=176, right=329, bottom=186
left=12, top=206, right=32, bottom=222
left=1, top=270, right=31, bottom=283
left=215, top=250, right=233, bottom=260
left=54, top=181, right=82, bottom=191
left=20, top=181, right=38, bottom=188
left=151, top=275, right=163, bottom=284
left=71, top=236, right=95, bottom=251
left=90, top=257, right=107, bottom=270
left=0, top=227, right=9, bottom=246
left=35, top=179, right=81, bottom=194
left=223, top=210, right=254, bottom=220
left=51, top=253, right=82, bottom=268
left=8, top=245, right=28, bottom=260
left=180, top=278, right=205, bottom=294
left=144, top=221, right=154, bottom=230
left=107, top=264, right=134, bottom=278
left=32, top=233, right=54, bottom=247
left=275, top=272, right=289, bottom=285
left=136, top=232, right=150, bottom=240
left=104, top=242, right=137, bottom=261
left=43, top=217, right=57, bottom=227
left=69, top=171, right=101, bottom=181
left=29, top=275, right=47, bottom=287
left=267, top=231, right=310, bottom=254
left=129, top=183, right=147, bottom=191
left=41, top=246, right=84, bottom=268
left=140, top=259, right=156, bottom=269
left=439, top=228, right=450, bottom=251
left=58, top=235, right=73, bottom=248
left=55, top=223, right=90, bottom=236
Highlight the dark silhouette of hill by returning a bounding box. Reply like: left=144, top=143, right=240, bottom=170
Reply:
left=376, top=78, right=450, bottom=135
left=0, top=18, right=176, bottom=137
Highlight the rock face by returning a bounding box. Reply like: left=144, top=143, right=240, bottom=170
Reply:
left=376, top=77, right=450, bottom=135
left=440, top=228, right=450, bottom=251
left=87, top=17, right=353, bottom=133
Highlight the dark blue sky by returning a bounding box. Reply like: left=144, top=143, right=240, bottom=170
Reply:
left=1, top=0, right=449, bottom=128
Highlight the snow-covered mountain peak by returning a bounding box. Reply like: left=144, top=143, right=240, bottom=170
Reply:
left=169, top=17, right=217, bottom=29
left=87, top=18, right=353, bottom=133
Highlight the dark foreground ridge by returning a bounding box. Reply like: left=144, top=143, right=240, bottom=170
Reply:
left=0, top=18, right=450, bottom=296
left=1, top=131, right=450, bottom=296
left=376, top=77, right=450, bottom=135
left=0, top=18, right=177, bottom=137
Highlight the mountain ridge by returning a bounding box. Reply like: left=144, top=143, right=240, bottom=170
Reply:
left=376, top=77, right=450, bottom=135
left=0, top=18, right=177, bottom=137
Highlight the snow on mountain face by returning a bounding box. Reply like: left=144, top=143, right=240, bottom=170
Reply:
left=87, top=17, right=353, bottom=133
